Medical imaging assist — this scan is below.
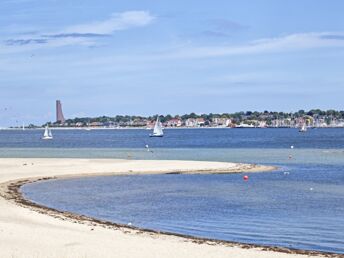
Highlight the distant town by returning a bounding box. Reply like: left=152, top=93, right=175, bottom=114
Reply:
left=23, top=101, right=342, bottom=129
left=52, top=110, right=344, bottom=129
left=11, top=101, right=344, bottom=129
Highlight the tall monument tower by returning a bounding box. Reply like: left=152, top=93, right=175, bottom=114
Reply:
left=56, top=100, right=65, bottom=124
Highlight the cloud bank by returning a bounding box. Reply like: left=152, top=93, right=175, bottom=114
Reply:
left=159, top=32, right=344, bottom=59
left=2, top=10, right=155, bottom=48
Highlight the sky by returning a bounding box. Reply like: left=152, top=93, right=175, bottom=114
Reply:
left=1, top=0, right=344, bottom=126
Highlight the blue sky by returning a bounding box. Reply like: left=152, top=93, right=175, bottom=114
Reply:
left=1, top=0, right=344, bottom=126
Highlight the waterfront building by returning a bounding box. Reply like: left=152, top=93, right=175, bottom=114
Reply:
left=165, top=118, right=182, bottom=127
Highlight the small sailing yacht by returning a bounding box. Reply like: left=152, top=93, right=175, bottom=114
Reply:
left=150, top=117, right=164, bottom=137
left=299, top=123, right=307, bottom=133
left=42, top=125, right=53, bottom=140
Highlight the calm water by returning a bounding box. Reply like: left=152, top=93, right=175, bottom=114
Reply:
left=4, top=128, right=343, bottom=254
left=0, top=128, right=344, bottom=149
left=23, top=166, right=344, bottom=254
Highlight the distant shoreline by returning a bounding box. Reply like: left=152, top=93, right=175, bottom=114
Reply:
left=2, top=126, right=344, bottom=130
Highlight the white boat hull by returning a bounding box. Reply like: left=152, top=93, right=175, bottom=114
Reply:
left=42, top=136, right=53, bottom=140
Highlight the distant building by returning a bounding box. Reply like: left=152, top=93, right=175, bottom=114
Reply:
left=165, top=118, right=182, bottom=127
left=185, top=118, right=205, bottom=127
left=90, top=122, right=103, bottom=127
left=258, top=121, right=267, bottom=128
left=146, top=120, right=155, bottom=128
left=185, top=118, right=196, bottom=127
left=212, top=117, right=231, bottom=127
left=56, top=100, right=65, bottom=124
left=196, top=118, right=205, bottom=126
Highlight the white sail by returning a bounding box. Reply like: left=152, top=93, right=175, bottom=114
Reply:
left=42, top=125, right=53, bottom=139
left=151, top=117, right=164, bottom=137
left=302, top=124, right=307, bottom=131
left=48, top=128, right=53, bottom=138
left=299, top=123, right=307, bottom=132
left=43, top=126, right=49, bottom=137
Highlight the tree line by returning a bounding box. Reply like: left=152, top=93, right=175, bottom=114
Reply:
left=47, top=109, right=344, bottom=126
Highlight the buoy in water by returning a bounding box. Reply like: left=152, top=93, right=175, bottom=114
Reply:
left=288, top=155, right=292, bottom=159
left=243, top=175, right=249, bottom=181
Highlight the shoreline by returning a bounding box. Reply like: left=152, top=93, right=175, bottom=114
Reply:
left=2, top=127, right=344, bottom=130
left=0, top=158, right=341, bottom=258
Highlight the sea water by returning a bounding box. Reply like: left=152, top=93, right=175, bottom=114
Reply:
left=1, top=128, right=343, bottom=253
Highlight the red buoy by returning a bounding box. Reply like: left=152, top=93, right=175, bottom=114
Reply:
left=243, top=175, right=249, bottom=181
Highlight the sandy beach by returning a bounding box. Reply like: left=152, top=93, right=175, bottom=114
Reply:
left=0, top=158, right=337, bottom=258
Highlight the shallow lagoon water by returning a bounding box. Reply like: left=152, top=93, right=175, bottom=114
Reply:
left=1, top=128, right=343, bottom=253
left=22, top=163, right=344, bottom=254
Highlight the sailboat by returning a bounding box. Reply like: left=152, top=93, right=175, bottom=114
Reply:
left=22, top=122, right=25, bottom=131
left=150, top=117, right=164, bottom=137
left=299, top=123, right=307, bottom=133
left=42, top=125, right=53, bottom=140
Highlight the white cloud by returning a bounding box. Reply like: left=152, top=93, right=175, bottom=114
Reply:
left=64, top=11, right=155, bottom=35
left=159, top=32, right=344, bottom=59
left=0, top=10, right=155, bottom=52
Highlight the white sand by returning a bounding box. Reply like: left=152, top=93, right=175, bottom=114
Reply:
left=0, top=158, right=321, bottom=258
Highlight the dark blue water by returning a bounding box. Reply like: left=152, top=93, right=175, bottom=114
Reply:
left=5, top=128, right=343, bottom=254
left=1, top=128, right=344, bottom=148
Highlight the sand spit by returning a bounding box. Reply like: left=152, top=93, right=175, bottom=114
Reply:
left=0, top=158, right=341, bottom=258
